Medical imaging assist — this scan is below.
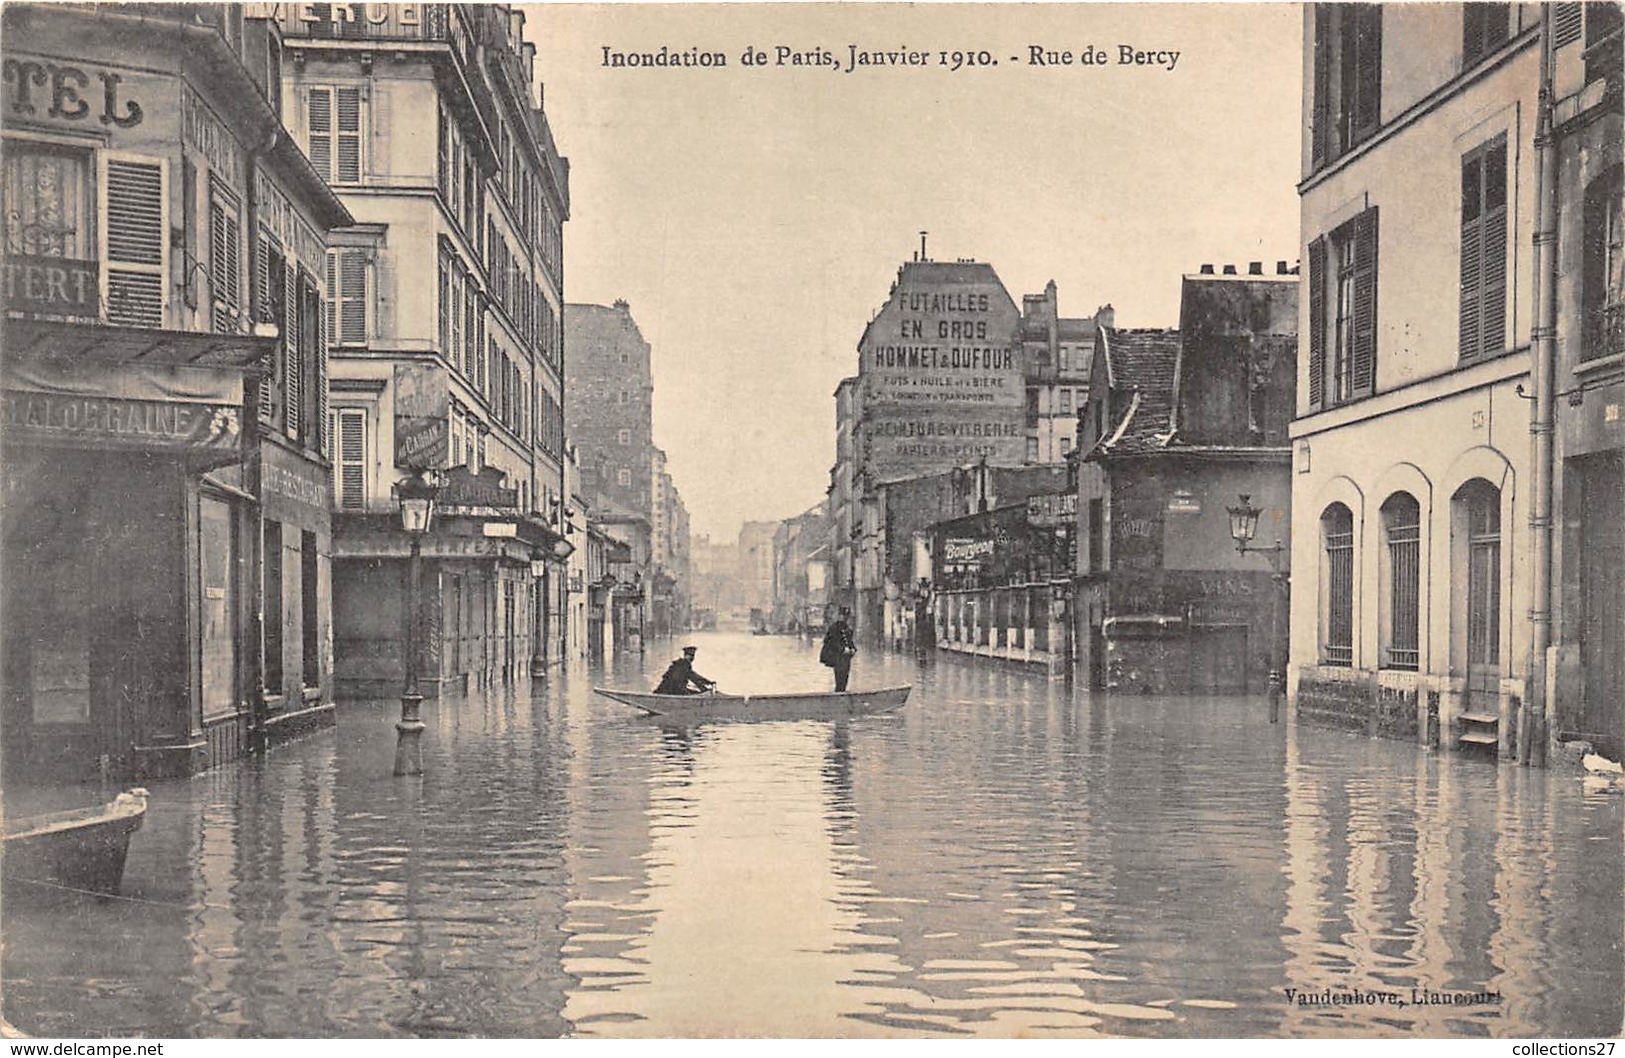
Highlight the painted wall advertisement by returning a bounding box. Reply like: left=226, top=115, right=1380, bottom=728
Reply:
left=859, top=261, right=1025, bottom=480
left=394, top=363, right=447, bottom=469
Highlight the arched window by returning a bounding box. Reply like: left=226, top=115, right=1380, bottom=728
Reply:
left=1321, top=503, right=1355, bottom=666
left=1460, top=479, right=1501, bottom=672
left=1381, top=492, right=1421, bottom=671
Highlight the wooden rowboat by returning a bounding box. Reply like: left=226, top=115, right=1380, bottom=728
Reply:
left=595, top=685, right=911, bottom=722
left=2, top=788, right=149, bottom=897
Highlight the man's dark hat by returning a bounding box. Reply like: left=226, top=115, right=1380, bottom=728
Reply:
left=682, top=645, right=698, bottom=654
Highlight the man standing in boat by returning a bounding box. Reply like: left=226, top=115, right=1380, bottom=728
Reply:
left=655, top=645, right=716, bottom=695
left=821, top=608, right=857, bottom=692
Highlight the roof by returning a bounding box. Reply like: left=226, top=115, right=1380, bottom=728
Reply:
left=1096, top=327, right=1181, bottom=457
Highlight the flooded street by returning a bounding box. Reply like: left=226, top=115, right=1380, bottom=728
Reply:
left=3, top=632, right=1621, bottom=1038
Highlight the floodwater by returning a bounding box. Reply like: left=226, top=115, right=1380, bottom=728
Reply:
left=3, top=632, right=1621, bottom=1038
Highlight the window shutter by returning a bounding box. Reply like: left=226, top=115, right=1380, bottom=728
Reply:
left=286, top=261, right=302, bottom=440
left=307, top=88, right=332, bottom=180
left=339, top=249, right=366, bottom=345
left=209, top=194, right=240, bottom=334
left=100, top=154, right=167, bottom=328
left=1463, top=3, right=1486, bottom=67
left=335, top=409, right=366, bottom=510
left=1308, top=236, right=1327, bottom=411
left=1353, top=5, right=1382, bottom=142
left=1480, top=144, right=1508, bottom=358
left=1460, top=152, right=1484, bottom=361
left=1555, top=3, right=1584, bottom=47
left=257, top=233, right=275, bottom=423
left=1351, top=206, right=1379, bottom=398
left=336, top=87, right=362, bottom=183
left=1311, top=6, right=1331, bottom=167
left=316, top=278, right=329, bottom=457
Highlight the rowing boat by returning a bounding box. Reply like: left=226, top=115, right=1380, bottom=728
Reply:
left=595, top=685, right=911, bottom=722
left=2, top=788, right=148, bottom=897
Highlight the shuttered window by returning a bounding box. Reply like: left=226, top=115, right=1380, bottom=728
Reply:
left=332, top=408, right=367, bottom=510
left=1459, top=136, right=1508, bottom=363
left=1311, top=4, right=1382, bottom=168
left=100, top=154, right=166, bottom=328
left=325, top=248, right=367, bottom=347
left=286, top=262, right=302, bottom=440
left=1462, top=3, right=1510, bottom=68
left=306, top=86, right=362, bottom=184
left=256, top=234, right=287, bottom=424
left=1307, top=207, right=1378, bottom=410
left=1554, top=2, right=1584, bottom=47
left=209, top=184, right=242, bottom=334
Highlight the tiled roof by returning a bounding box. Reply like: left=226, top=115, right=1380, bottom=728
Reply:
left=1098, top=327, right=1181, bottom=456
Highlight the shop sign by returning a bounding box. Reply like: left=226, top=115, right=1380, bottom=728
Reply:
left=3, top=389, right=240, bottom=452
left=1026, top=492, right=1077, bottom=527
left=3, top=59, right=143, bottom=129
left=394, top=363, right=447, bottom=469
left=1167, top=489, right=1201, bottom=514
left=942, top=537, right=995, bottom=564
left=441, top=466, right=518, bottom=509
left=4, top=254, right=98, bottom=317
left=482, top=522, right=518, bottom=538
left=260, top=445, right=330, bottom=522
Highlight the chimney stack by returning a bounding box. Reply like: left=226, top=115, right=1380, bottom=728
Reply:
left=919, top=230, right=929, bottom=263
left=1222, top=264, right=1238, bottom=276
left=1249, top=261, right=1264, bottom=276
left=1199, top=264, right=1215, bottom=275
left=1277, top=260, right=1290, bottom=275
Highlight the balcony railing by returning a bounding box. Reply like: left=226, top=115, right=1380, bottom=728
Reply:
left=1584, top=300, right=1625, bottom=361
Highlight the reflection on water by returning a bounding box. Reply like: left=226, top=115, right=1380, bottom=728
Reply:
left=3, top=633, right=1620, bottom=1037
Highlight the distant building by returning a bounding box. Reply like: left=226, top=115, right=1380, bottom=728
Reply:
left=565, top=300, right=654, bottom=650
left=1075, top=265, right=1297, bottom=694
left=1289, top=5, right=1546, bottom=756
left=1020, top=281, right=1101, bottom=465
left=770, top=503, right=830, bottom=632
left=1, top=4, right=350, bottom=779
left=737, top=520, right=779, bottom=623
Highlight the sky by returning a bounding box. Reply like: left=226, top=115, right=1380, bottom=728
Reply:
left=525, top=3, right=1305, bottom=542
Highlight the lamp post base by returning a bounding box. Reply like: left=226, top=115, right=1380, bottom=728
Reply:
left=394, top=693, right=426, bottom=776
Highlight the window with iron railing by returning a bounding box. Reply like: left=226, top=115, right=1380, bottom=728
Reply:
left=1583, top=165, right=1624, bottom=362
left=1382, top=492, right=1420, bottom=671
left=1322, top=503, right=1355, bottom=666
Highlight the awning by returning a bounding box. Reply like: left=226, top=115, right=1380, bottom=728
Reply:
left=3, top=317, right=275, bottom=372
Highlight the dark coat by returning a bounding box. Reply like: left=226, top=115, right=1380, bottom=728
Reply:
left=820, top=620, right=855, bottom=667
left=655, top=656, right=713, bottom=695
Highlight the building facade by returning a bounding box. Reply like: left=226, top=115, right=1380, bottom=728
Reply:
left=1547, top=3, right=1622, bottom=761
left=1289, top=4, right=1543, bottom=755
left=2, top=3, right=350, bottom=779
left=277, top=3, right=571, bottom=698
left=1020, top=281, right=1100, bottom=465
left=1075, top=268, right=1297, bottom=695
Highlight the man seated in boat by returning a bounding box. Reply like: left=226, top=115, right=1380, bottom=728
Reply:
left=654, top=645, right=716, bottom=695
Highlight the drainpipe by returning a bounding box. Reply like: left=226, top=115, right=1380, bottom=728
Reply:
left=1525, top=4, right=1558, bottom=769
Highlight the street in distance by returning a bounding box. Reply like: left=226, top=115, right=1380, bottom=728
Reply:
left=599, top=43, right=1182, bottom=72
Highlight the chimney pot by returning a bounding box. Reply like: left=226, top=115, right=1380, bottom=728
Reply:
left=1222, top=264, right=1238, bottom=276
left=1277, top=260, right=1290, bottom=275
left=1249, top=261, right=1264, bottom=275
left=1199, top=264, right=1215, bottom=275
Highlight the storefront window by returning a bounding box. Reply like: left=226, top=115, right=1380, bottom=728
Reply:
left=200, top=495, right=238, bottom=719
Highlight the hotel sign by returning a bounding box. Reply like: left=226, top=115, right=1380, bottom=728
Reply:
left=3, top=390, right=241, bottom=453
left=4, top=255, right=98, bottom=317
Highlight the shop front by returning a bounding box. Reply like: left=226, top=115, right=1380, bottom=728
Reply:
left=1, top=322, right=270, bottom=782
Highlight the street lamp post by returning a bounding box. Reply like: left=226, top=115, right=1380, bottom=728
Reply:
left=1225, top=493, right=1288, bottom=724
left=394, top=469, right=443, bottom=776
